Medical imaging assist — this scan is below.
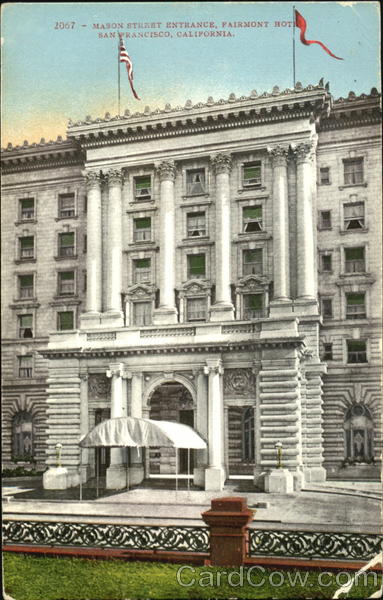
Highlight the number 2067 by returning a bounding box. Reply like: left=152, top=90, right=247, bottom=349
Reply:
left=54, top=22, right=75, bottom=29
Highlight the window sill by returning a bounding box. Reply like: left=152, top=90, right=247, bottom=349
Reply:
left=182, top=193, right=210, bottom=200
left=54, top=255, right=78, bottom=261
left=15, top=219, right=37, bottom=226
left=53, top=294, right=78, bottom=300
left=14, top=258, right=36, bottom=265
left=12, top=297, right=38, bottom=303
left=339, top=228, right=369, bottom=235
left=9, top=301, right=40, bottom=309
left=237, top=185, right=266, bottom=194
left=55, top=215, right=78, bottom=221
left=318, top=227, right=332, bottom=232
left=318, top=182, right=331, bottom=186
left=339, top=183, right=368, bottom=190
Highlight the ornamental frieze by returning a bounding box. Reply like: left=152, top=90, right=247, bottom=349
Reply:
left=224, top=368, right=256, bottom=398
left=88, top=374, right=111, bottom=399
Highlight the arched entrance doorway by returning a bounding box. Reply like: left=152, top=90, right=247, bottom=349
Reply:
left=148, top=381, right=195, bottom=475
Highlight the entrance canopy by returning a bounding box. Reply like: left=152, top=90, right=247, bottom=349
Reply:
left=79, top=416, right=207, bottom=449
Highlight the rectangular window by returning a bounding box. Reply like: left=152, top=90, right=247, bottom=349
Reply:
left=345, top=247, right=365, bottom=273
left=58, top=311, right=74, bottom=331
left=133, top=217, right=152, bottom=242
left=58, top=232, right=75, bottom=257
left=134, top=176, right=151, bottom=200
left=243, top=206, right=262, bottom=233
left=133, top=301, right=151, bottom=326
left=346, top=293, right=366, bottom=319
left=320, top=167, right=330, bottom=185
left=133, top=258, right=151, bottom=283
left=19, top=236, right=34, bottom=260
left=323, top=343, right=333, bottom=361
left=347, top=340, right=367, bottom=363
left=344, top=202, right=365, bottom=230
left=186, top=297, right=207, bottom=322
left=322, top=298, right=333, bottom=319
left=321, top=254, right=332, bottom=272
left=243, top=249, right=263, bottom=276
left=187, top=212, right=206, bottom=238
left=18, top=355, right=33, bottom=378
left=186, top=169, right=206, bottom=195
left=18, top=314, right=33, bottom=338
left=58, top=193, right=75, bottom=218
left=18, top=274, right=34, bottom=299
left=243, top=162, right=261, bottom=187
left=344, top=158, right=364, bottom=185
left=58, top=271, right=75, bottom=296
left=19, top=198, right=35, bottom=220
left=319, top=210, right=332, bottom=230
left=187, top=254, right=206, bottom=279
left=243, top=294, right=263, bottom=320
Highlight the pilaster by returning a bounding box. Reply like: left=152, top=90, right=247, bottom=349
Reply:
left=153, top=160, right=178, bottom=324
left=209, top=153, right=234, bottom=321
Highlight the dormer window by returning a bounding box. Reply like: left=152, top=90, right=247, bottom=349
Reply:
left=186, top=169, right=206, bottom=195
left=243, top=162, right=261, bottom=187
left=134, top=176, right=152, bottom=200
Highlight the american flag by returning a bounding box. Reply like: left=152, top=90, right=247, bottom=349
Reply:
left=119, top=35, right=140, bottom=100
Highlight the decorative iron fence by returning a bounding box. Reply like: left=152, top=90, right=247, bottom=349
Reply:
left=3, top=520, right=209, bottom=554
left=248, top=529, right=383, bottom=561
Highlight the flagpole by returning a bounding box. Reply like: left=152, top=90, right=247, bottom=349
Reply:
left=292, top=5, right=296, bottom=88
left=118, top=36, right=121, bottom=115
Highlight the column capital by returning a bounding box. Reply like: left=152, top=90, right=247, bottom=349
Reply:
left=267, top=145, right=289, bottom=167
left=292, top=142, right=315, bottom=164
left=105, top=168, right=124, bottom=187
left=85, top=170, right=102, bottom=189
left=204, top=359, right=224, bottom=376
left=210, top=153, right=232, bottom=175
left=156, top=160, right=176, bottom=182
left=106, top=363, right=129, bottom=379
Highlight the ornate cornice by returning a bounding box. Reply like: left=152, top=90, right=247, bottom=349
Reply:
left=1, top=138, right=84, bottom=175
left=210, top=153, right=232, bottom=175
left=156, top=160, right=176, bottom=182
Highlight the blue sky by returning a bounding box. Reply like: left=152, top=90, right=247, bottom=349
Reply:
left=1, top=1, right=380, bottom=146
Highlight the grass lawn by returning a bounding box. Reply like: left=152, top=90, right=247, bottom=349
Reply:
left=3, top=553, right=382, bottom=600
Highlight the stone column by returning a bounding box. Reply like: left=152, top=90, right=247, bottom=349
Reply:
left=193, top=370, right=209, bottom=487
left=268, top=146, right=291, bottom=312
left=81, top=171, right=102, bottom=327
left=153, top=160, right=178, bottom=324
left=129, top=372, right=145, bottom=485
left=204, top=358, right=225, bottom=490
left=79, top=373, right=90, bottom=483
left=294, top=142, right=317, bottom=308
left=106, top=363, right=128, bottom=489
left=210, top=153, right=234, bottom=321
left=102, top=169, right=124, bottom=327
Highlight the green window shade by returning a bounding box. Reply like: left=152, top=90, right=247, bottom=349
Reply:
left=20, top=275, right=33, bottom=287
left=345, top=247, right=364, bottom=260
left=59, top=311, right=74, bottom=330
left=20, top=237, right=34, bottom=248
left=135, top=177, right=151, bottom=189
left=135, top=258, right=150, bottom=269
left=244, top=249, right=262, bottom=263
left=60, top=233, right=74, bottom=245
left=246, top=294, right=263, bottom=309
left=60, top=271, right=74, bottom=281
left=135, top=218, right=151, bottom=229
left=189, top=254, right=206, bottom=274
left=21, top=198, right=34, bottom=208
left=347, top=293, right=364, bottom=305
left=244, top=165, right=261, bottom=179
left=348, top=341, right=366, bottom=351
left=20, top=315, right=32, bottom=327
left=243, top=206, right=262, bottom=219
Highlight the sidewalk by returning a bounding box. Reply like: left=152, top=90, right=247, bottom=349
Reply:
left=3, top=478, right=381, bottom=533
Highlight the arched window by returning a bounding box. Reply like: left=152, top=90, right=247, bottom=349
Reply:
left=12, top=411, right=34, bottom=461
left=344, top=404, right=374, bottom=462
left=243, top=407, right=255, bottom=462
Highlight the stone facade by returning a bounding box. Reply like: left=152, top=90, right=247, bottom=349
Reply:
left=1, top=82, right=381, bottom=488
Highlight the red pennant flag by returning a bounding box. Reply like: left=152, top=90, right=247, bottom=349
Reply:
left=295, top=9, right=343, bottom=60
left=119, top=34, right=141, bottom=100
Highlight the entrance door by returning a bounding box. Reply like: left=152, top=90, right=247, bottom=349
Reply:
left=179, top=409, right=194, bottom=474
left=95, top=409, right=110, bottom=476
